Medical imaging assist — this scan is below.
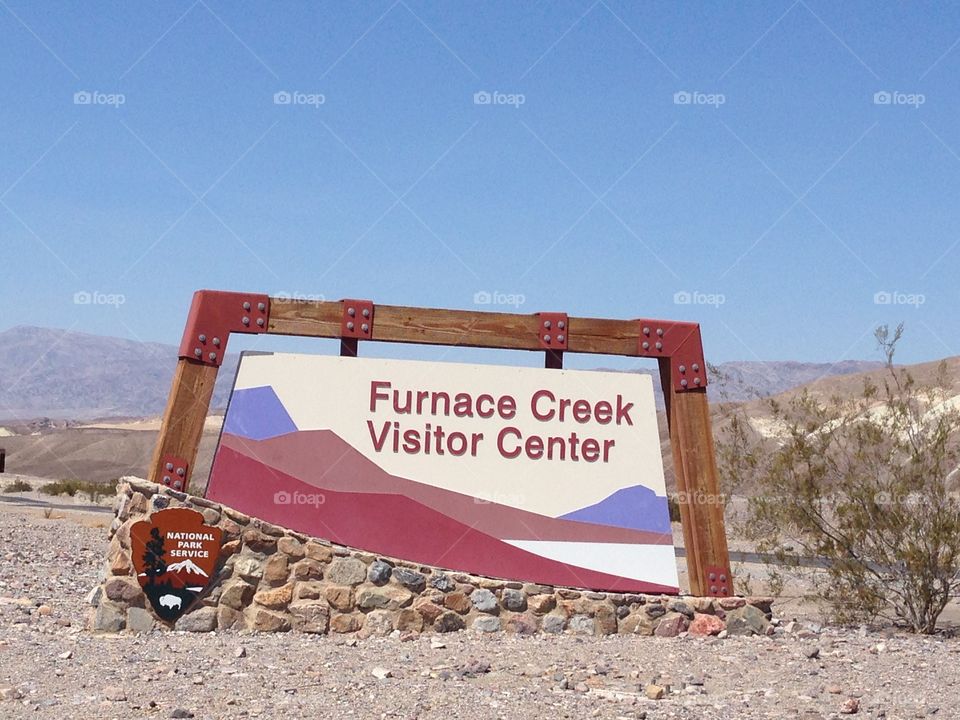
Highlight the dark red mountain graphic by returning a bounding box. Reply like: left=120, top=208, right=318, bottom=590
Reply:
left=207, top=432, right=678, bottom=594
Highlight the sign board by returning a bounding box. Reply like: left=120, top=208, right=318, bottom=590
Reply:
left=131, top=508, right=222, bottom=621
left=207, top=352, right=678, bottom=593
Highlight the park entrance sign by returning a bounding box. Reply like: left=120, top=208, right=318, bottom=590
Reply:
left=207, top=353, right=678, bottom=592
left=150, top=291, right=733, bottom=597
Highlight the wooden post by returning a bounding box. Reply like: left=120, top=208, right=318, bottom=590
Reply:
left=148, top=359, right=220, bottom=488
left=660, top=359, right=732, bottom=596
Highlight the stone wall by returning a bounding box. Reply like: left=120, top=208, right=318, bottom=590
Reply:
left=89, top=478, right=774, bottom=637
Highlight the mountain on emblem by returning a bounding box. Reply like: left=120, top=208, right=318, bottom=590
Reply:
left=130, top=507, right=222, bottom=622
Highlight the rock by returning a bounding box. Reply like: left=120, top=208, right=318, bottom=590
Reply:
left=175, top=606, right=217, bottom=632
left=324, top=585, right=354, bottom=612
left=92, top=600, right=126, bottom=632
left=569, top=614, right=594, bottom=635
left=358, top=609, right=395, bottom=638
left=126, top=607, right=156, bottom=633
left=688, top=613, right=725, bottom=637
left=170, top=709, right=194, bottom=718
left=253, top=583, right=294, bottom=610
left=619, top=613, right=655, bottom=636
left=396, top=608, right=424, bottom=632
left=242, top=529, right=276, bottom=553
left=371, top=667, right=392, bottom=680
left=430, top=573, right=455, bottom=592
left=458, top=659, right=491, bottom=677
left=290, top=601, right=330, bottom=634
left=434, top=611, right=466, bottom=633
left=329, top=613, right=364, bottom=633
left=262, top=554, right=289, bottom=585
left=430, top=638, right=446, bottom=649
left=726, top=605, right=770, bottom=637
left=654, top=612, right=688, bottom=637
left=0, top=686, right=23, bottom=701
left=444, top=591, right=472, bottom=614
left=595, top=605, right=618, bottom=635
left=247, top=608, right=291, bottom=632
left=356, top=584, right=414, bottom=611
left=414, top=599, right=445, bottom=623
left=291, top=559, right=323, bottom=580
left=668, top=600, right=694, bottom=618
left=217, top=606, right=244, bottom=630
left=220, top=580, right=255, bottom=610
left=233, top=557, right=264, bottom=582
left=527, top=594, right=556, bottom=614
left=58, top=650, right=73, bottom=660
left=805, top=646, right=821, bottom=659
left=304, top=542, right=333, bottom=563
left=277, top=536, right=305, bottom=560
left=645, top=603, right=666, bottom=619
left=841, top=698, right=860, bottom=714
left=103, top=685, right=127, bottom=701
left=86, top=585, right=103, bottom=607
left=326, top=558, right=367, bottom=586
left=473, top=615, right=502, bottom=632
left=645, top=684, right=665, bottom=700
left=501, top=588, right=527, bottom=611
left=505, top=613, right=538, bottom=635
left=392, top=567, right=426, bottom=592
left=470, top=588, right=498, bottom=613
left=104, top=576, right=143, bottom=605
left=542, top=614, right=567, bottom=633
left=827, top=685, right=843, bottom=695
left=367, top=560, right=392, bottom=585
left=718, top=596, right=746, bottom=610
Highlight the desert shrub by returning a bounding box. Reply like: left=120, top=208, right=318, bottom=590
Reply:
left=718, top=325, right=960, bottom=633
left=4, top=479, right=32, bottom=493
left=40, top=479, right=108, bottom=501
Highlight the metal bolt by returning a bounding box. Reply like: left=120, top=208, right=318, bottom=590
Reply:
left=258, top=302, right=266, bottom=312
left=347, top=307, right=356, bottom=317
left=681, top=379, right=688, bottom=387
left=721, top=585, right=728, bottom=594
left=692, top=363, right=700, bottom=372
left=174, top=481, right=182, bottom=490
left=362, top=308, right=370, bottom=318
left=243, top=301, right=251, bottom=311
left=679, top=364, right=686, bottom=373
left=657, top=328, right=664, bottom=336
left=257, top=318, right=265, bottom=327
left=709, top=572, right=716, bottom=581
left=213, top=337, right=221, bottom=346
left=642, top=326, right=650, bottom=335
left=694, top=377, right=702, bottom=385
left=165, top=462, right=174, bottom=471
left=194, top=348, right=202, bottom=357
left=710, top=585, right=717, bottom=594
left=720, top=574, right=727, bottom=582
left=557, top=334, right=565, bottom=343
left=642, top=341, right=650, bottom=350
left=544, top=334, right=551, bottom=343
left=163, top=476, right=171, bottom=484
left=361, top=323, right=369, bottom=332
left=655, top=341, right=663, bottom=350
left=242, top=316, right=250, bottom=326
left=347, top=321, right=355, bottom=331
left=209, top=352, right=217, bottom=361
left=199, top=334, right=207, bottom=342
left=543, top=320, right=551, bottom=329
left=557, top=321, right=565, bottom=329
left=176, top=468, right=185, bottom=477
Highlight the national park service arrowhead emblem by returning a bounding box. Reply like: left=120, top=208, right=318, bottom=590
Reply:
left=131, top=508, right=222, bottom=622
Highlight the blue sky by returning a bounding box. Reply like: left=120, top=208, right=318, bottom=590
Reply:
left=2, top=1, right=960, bottom=370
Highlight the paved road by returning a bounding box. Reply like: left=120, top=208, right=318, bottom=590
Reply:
left=0, top=493, right=113, bottom=514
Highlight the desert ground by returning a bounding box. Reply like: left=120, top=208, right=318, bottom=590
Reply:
left=1, top=494, right=958, bottom=720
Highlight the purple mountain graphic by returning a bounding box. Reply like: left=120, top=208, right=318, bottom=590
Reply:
left=223, top=385, right=298, bottom=441
left=559, top=485, right=671, bottom=534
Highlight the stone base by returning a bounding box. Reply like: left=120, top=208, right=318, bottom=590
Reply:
left=88, top=478, right=774, bottom=637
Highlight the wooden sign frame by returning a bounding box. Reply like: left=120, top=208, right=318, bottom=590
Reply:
left=150, top=290, right=733, bottom=597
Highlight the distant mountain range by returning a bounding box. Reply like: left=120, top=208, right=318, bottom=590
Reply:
left=0, top=325, right=882, bottom=421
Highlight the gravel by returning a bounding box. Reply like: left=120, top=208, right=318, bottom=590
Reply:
left=2, top=507, right=960, bottom=719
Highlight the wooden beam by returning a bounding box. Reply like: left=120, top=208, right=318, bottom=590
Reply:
left=267, top=299, right=639, bottom=356
left=148, top=358, right=220, bottom=490
left=660, top=358, right=732, bottom=596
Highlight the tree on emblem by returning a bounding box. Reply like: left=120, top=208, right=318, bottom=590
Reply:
left=142, top=527, right=167, bottom=585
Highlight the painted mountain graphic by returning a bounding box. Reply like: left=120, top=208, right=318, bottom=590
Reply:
left=559, top=485, right=671, bottom=534
left=141, top=559, right=209, bottom=590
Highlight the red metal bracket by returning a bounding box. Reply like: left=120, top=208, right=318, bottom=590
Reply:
left=178, top=290, right=270, bottom=367
left=538, top=312, right=568, bottom=351
left=341, top=299, right=374, bottom=339
left=158, top=455, right=189, bottom=491
left=636, top=319, right=707, bottom=391
left=705, top=565, right=732, bottom=597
